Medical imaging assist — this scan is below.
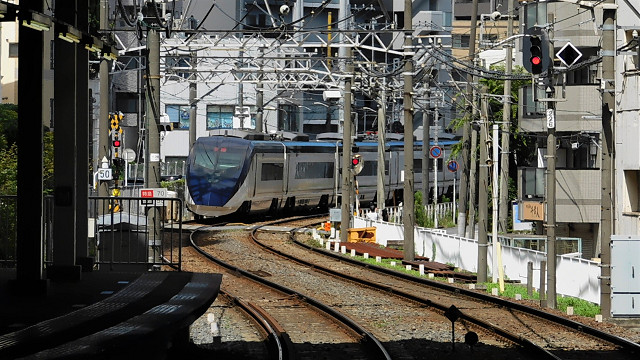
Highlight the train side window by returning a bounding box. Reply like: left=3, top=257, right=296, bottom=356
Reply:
left=295, top=162, right=334, bottom=179
left=261, top=163, right=283, bottom=181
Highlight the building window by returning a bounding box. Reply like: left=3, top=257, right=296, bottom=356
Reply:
left=452, top=34, right=470, bottom=49
left=624, top=170, right=640, bottom=213
left=206, top=105, right=234, bottom=129
left=8, top=43, right=18, bottom=58
left=166, top=104, right=190, bottom=130
left=163, top=157, right=187, bottom=176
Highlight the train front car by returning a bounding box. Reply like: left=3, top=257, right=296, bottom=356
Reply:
left=186, top=136, right=252, bottom=217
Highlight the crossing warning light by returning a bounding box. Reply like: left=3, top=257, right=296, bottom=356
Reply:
left=351, top=154, right=363, bottom=175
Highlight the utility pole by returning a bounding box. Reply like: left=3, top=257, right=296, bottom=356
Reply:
left=403, top=0, right=415, bottom=261
left=477, top=87, right=489, bottom=283
left=98, top=0, right=110, bottom=199
left=422, top=89, right=430, bottom=208
left=545, top=14, right=557, bottom=309
left=433, top=102, right=439, bottom=228
left=340, top=0, right=353, bottom=244
left=492, top=123, right=499, bottom=284
left=499, top=0, right=514, bottom=233
left=600, top=0, right=616, bottom=318
left=458, top=0, right=479, bottom=236
left=256, top=45, right=264, bottom=133
left=378, top=81, right=387, bottom=211
left=189, top=51, right=197, bottom=147
left=145, top=28, right=161, bottom=265
left=466, top=122, right=478, bottom=239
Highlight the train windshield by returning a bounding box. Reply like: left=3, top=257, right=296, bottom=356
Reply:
left=187, top=137, right=251, bottom=207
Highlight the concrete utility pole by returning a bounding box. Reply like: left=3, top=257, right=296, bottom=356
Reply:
left=339, top=0, right=352, bottom=243
left=433, top=103, right=439, bottom=228
left=403, top=0, right=415, bottom=261
left=599, top=0, right=616, bottom=318
left=458, top=0, right=480, bottom=236
left=477, top=86, right=489, bottom=283
left=499, top=0, right=514, bottom=232
left=145, top=28, right=161, bottom=265
left=422, top=95, right=430, bottom=208
left=256, top=45, right=264, bottom=133
left=466, top=123, right=478, bottom=239
left=545, top=14, right=557, bottom=309
left=340, top=46, right=353, bottom=244
left=98, top=0, right=110, bottom=199
left=189, top=51, right=197, bottom=147
left=378, top=82, right=387, bottom=211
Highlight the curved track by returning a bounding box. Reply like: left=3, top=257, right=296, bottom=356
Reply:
left=187, top=224, right=391, bottom=360
left=247, top=215, right=640, bottom=360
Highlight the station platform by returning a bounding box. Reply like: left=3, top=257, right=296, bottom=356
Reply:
left=0, top=269, right=222, bottom=359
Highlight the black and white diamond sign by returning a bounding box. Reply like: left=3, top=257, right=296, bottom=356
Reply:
left=556, top=42, right=582, bottom=67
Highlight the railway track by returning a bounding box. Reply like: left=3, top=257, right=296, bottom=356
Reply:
left=181, top=215, right=640, bottom=359
left=184, top=219, right=531, bottom=359
left=183, top=224, right=390, bottom=360
left=253, top=216, right=640, bottom=360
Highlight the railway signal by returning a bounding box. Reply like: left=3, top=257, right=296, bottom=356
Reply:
left=523, top=27, right=549, bottom=75
left=351, top=154, right=363, bottom=175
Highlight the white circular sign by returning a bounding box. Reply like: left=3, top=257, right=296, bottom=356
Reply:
left=122, top=148, right=136, bottom=161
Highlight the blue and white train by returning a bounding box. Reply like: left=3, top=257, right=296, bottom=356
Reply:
left=186, top=129, right=459, bottom=218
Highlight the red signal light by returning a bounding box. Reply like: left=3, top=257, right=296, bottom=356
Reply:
left=113, top=140, right=121, bottom=147
left=531, top=56, right=541, bottom=66
left=352, top=157, right=360, bottom=166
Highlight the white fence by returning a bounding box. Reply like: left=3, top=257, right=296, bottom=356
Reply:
left=353, top=216, right=601, bottom=305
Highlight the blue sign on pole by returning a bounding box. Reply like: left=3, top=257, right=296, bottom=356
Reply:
left=447, top=160, right=459, bottom=172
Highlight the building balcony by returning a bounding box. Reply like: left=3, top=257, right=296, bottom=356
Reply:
left=518, top=84, right=601, bottom=133
left=518, top=167, right=600, bottom=223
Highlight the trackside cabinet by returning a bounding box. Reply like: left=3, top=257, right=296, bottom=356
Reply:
left=610, top=235, right=640, bottom=317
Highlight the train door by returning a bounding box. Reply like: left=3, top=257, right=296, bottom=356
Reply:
left=254, top=152, right=286, bottom=213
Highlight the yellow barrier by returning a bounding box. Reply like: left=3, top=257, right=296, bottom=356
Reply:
left=347, top=227, right=376, bottom=243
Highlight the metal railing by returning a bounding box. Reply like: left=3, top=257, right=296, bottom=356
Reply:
left=0, top=195, right=183, bottom=271
left=0, top=195, right=17, bottom=268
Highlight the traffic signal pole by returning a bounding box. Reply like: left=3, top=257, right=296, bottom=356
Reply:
left=545, top=14, right=557, bottom=309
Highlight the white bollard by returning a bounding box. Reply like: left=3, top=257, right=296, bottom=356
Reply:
left=419, top=264, right=425, bottom=275
left=390, top=261, right=396, bottom=267
left=334, top=242, right=340, bottom=252
left=406, top=265, right=412, bottom=271
left=340, top=245, right=346, bottom=254
left=364, top=253, right=369, bottom=259
left=566, top=306, right=574, bottom=316
left=428, top=273, right=434, bottom=279
left=491, top=288, right=499, bottom=296
left=350, top=249, right=356, bottom=257
left=325, top=241, right=331, bottom=250
left=515, top=294, right=522, bottom=300
left=448, top=278, right=455, bottom=284
left=595, top=314, right=603, bottom=323
left=312, top=228, right=319, bottom=240
left=375, top=256, right=381, bottom=263
left=330, top=227, right=336, bottom=239
left=468, top=284, right=475, bottom=290
left=319, top=237, right=324, bottom=246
